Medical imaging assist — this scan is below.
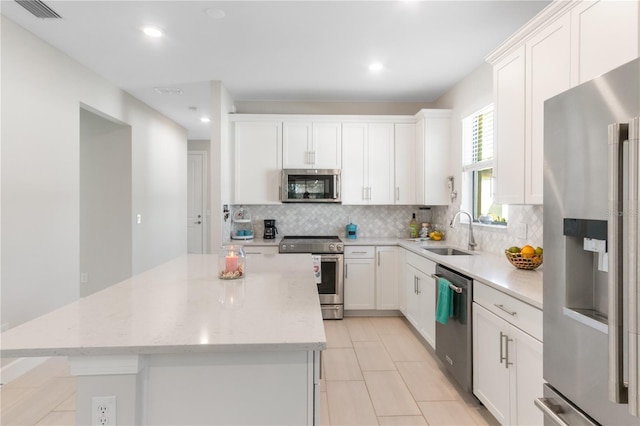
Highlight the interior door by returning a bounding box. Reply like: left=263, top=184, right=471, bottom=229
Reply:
left=188, top=152, right=205, bottom=254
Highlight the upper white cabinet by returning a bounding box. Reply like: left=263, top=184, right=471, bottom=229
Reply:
left=525, top=13, right=572, bottom=205
left=488, top=0, right=639, bottom=205
left=493, top=46, right=526, bottom=205
left=282, top=122, right=342, bottom=169
left=571, top=0, right=640, bottom=85
left=232, top=121, right=282, bottom=204
left=415, top=110, right=451, bottom=206
left=394, top=124, right=417, bottom=205
left=342, top=123, right=395, bottom=205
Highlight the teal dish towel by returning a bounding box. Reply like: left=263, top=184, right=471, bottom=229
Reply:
left=436, top=277, right=454, bottom=325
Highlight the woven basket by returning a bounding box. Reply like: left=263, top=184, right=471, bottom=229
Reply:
left=505, top=250, right=543, bottom=270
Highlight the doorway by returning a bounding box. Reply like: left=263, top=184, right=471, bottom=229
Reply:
left=188, top=151, right=207, bottom=254
left=79, top=107, right=132, bottom=297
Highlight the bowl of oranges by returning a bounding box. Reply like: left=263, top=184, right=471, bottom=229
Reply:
left=505, top=245, right=543, bottom=270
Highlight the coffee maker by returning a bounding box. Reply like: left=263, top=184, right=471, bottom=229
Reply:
left=263, top=219, right=278, bottom=239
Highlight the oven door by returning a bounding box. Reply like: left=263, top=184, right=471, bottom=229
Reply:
left=315, top=254, right=343, bottom=305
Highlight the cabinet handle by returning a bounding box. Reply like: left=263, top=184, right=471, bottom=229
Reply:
left=345, top=264, right=348, bottom=279
left=499, top=332, right=513, bottom=368
left=377, top=252, right=380, bottom=266
left=396, top=187, right=400, bottom=201
left=416, top=277, right=421, bottom=295
left=414, top=276, right=417, bottom=294
left=494, top=304, right=517, bottom=316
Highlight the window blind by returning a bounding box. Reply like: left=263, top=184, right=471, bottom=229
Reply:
left=464, top=106, right=494, bottom=165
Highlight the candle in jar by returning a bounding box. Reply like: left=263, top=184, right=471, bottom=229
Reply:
left=225, top=253, right=238, bottom=273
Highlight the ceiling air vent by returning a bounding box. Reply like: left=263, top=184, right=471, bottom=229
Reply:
left=15, top=0, right=62, bottom=19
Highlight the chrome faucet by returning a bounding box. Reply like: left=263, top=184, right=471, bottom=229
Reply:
left=450, top=211, right=477, bottom=251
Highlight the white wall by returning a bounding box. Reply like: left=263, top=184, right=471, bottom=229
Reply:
left=235, top=100, right=436, bottom=115
left=1, top=17, right=188, bottom=328
left=80, top=108, right=132, bottom=297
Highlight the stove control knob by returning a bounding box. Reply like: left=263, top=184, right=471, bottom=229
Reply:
left=281, top=244, right=287, bottom=251
left=329, top=244, right=336, bottom=252
left=336, top=244, right=344, bottom=252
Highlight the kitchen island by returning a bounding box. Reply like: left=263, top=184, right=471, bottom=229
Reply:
left=0, top=254, right=326, bottom=425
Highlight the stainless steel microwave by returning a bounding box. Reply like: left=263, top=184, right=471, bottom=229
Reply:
left=281, top=169, right=341, bottom=203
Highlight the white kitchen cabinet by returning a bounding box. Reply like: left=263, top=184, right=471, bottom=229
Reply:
left=342, top=123, right=394, bottom=204
left=490, top=0, right=639, bottom=205
left=233, top=121, right=282, bottom=204
left=493, top=46, right=526, bottom=205
left=524, top=12, right=572, bottom=205
left=394, top=124, right=416, bottom=205
left=415, top=110, right=451, bottom=206
left=344, top=246, right=375, bottom=310
left=473, top=282, right=543, bottom=426
left=375, top=246, right=399, bottom=310
left=404, top=250, right=436, bottom=349
left=493, top=13, right=571, bottom=205
left=282, top=121, right=342, bottom=169
left=571, top=0, right=639, bottom=86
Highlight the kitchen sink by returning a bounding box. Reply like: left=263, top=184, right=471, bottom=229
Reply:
left=422, top=247, right=472, bottom=256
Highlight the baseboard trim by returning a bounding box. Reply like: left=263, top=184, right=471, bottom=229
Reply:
left=0, top=356, right=49, bottom=385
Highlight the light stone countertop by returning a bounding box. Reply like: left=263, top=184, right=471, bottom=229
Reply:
left=344, top=237, right=543, bottom=309
left=0, top=254, right=326, bottom=358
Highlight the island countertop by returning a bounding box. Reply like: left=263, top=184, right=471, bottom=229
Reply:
left=0, top=254, right=327, bottom=358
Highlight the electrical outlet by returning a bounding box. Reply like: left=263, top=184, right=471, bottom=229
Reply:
left=91, top=396, right=116, bottom=426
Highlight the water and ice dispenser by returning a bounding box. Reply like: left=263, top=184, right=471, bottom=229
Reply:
left=563, top=218, right=609, bottom=328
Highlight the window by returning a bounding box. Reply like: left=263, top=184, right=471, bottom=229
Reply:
left=462, top=105, right=507, bottom=225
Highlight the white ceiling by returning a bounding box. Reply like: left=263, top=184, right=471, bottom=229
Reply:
left=1, top=0, right=550, bottom=139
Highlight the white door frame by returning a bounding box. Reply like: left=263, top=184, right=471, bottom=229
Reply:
left=187, top=151, right=208, bottom=254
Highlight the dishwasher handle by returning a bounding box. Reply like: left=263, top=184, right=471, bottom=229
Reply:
left=430, top=274, right=463, bottom=293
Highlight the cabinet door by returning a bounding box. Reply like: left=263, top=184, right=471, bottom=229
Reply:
left=525, top=13, right=571, bottom=205
left=416, top=268, right=436, bottom=349
left=234, top=122, right=282, bottom=204
left=394, top=124, right=416, bottom=205
left=494, top=45, right=526, bottom=205
left=367, top=123, right=395, bottom=204
left=510, top=325, right=544, bottom=426
left=375, top=247, right=398, bottom=309
left=344, top=258, right=375, bottom=310
left=421, top=116, right=451, bottom=206
left=473, top=303, right=510, bottom=425
left=282, top=122, right=312, bottom=169
left=341, top=124, right=367, bottom=204
left=312, top=123, right=342, bottom=169
left=404, top=265, right=421, bottom=329
left=571, top=0, right=639, bottom=85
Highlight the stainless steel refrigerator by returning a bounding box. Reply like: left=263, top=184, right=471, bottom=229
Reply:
left=541, top=57, right=640, bottom=425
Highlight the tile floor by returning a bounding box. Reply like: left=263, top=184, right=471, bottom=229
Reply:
left=0, top=316, right=497, bottom=425
left=320, top=316, right=496, bottom=426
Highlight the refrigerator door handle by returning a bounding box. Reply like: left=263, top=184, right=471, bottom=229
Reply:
left=629, top=117, right=640, bottom=416
left=608, top=122, right=629, bottom=406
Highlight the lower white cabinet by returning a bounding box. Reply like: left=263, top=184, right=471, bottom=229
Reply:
left=375, top=246, right=399, bottom=309
left=473, top=282, right=543, bottom=426
left=403, top=251, right=436, bottom=349
left=344, top=247, right=375, bottom=310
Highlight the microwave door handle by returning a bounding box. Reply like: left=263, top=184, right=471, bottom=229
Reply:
left=608, top=122, right=629, bottom=406
left=333, top=175, right=339, bottom=200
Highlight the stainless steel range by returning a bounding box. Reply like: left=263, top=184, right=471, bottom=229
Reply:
left=279, top=236, right=344, bottom=319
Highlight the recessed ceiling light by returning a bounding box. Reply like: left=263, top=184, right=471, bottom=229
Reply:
left=204, top=8, right=226, bottom=19
left=142, top=26, right=164, bottom=38
left=369, top=63, right=384, bottom=72
left=200, top=117, right=211, bottom=123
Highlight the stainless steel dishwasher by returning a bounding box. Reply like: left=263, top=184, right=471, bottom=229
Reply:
left=434, top=264, right=473, bottom=394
